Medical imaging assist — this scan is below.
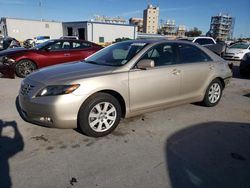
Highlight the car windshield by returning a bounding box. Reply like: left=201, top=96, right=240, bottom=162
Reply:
left=85, top=41, right=148, bottom=66
left=229, top=43, right=250, bottom=49
left=32, top=40, right=55, bottom=50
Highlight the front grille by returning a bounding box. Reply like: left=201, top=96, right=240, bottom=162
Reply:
left=20, top=83, right=35, bottom=96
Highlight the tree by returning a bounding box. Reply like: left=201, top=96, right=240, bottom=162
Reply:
left=185, top=27, right=202, bottom=37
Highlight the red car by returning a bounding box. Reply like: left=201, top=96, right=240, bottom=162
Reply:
left=0, top=39, right=102, bottom=78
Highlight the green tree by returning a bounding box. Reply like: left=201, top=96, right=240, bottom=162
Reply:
left=185, top=27, right=202, bottom=37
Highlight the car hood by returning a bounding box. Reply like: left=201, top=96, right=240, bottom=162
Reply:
left=0, top=47, right=31, bottom=56
left=27, top=61, right=117, bottom=84
left=226, top=48, right=249, bottom=54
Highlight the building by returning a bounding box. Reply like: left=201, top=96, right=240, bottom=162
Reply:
left=208, top=13, right=235, bottom=41
left=0, top=17, right=63, bottom=41
left=159, top=20, right=176, bottom=35
left=129, top=18, right=143, bottom=32
left=63, top=21, right=137, bottom=44
left=143, top=4, right=159, bottom=34
left=176, top=25, right=186, bottom=37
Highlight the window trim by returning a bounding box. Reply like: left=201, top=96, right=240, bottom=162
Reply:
left=176, top=43, right=213, bottom=64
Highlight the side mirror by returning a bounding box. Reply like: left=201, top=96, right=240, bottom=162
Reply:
left=137, top=59, right=155, bottom=70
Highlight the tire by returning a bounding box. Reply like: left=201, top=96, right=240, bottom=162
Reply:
left=15, top=59, right=36, bottom=78
left=78, top=92, right=122, bottom=137
left=202, top=79, right=223, bottom=107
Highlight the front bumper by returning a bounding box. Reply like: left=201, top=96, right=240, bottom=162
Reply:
left=0, top=62, right=15, bottom=78
left=18, top=91, right=87, bottom=129
left=223, top=53, right=244, bottom=60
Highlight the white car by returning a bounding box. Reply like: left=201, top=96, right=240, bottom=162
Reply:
left=33, top=36, right=50, bottom=45
left=223, top=43, right=250, bottom=60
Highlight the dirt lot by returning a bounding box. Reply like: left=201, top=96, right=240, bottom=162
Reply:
left=0, top=61, right=250, bottom=188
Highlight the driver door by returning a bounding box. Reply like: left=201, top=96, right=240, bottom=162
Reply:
left=38, top=41, right=73, bottom=67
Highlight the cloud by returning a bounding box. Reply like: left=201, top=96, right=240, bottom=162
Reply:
left=0, top=0, right=25, bottom=5
left=161, top=6, right=194, bottom=12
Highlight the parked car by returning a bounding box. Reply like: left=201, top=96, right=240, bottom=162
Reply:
left=239, top=52, right=250, bottom=77
left=180, top=36, right=226, bottom=56
left=0, top=37, right=21, bottom=50
left=0, top=39, right=103, bottom=77
left=0, top=35, right=3, bottom=50
left=18, top=40, right=232, bottom=137
left=60, top=36, right=79, bottom=40
left=33, top=36, right=50, bottom=45
left=23, top=38, right=34, bottom=48
left=223, top=43, right=250, bottom=60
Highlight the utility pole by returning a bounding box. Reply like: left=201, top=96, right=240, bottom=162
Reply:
left=39, top=0, right=43, bottom=21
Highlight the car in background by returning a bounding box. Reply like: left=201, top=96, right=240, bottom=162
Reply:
left=33, top=36, right=50, bottom=45
left=60, top=36, right=79, bottom=40
left=0, top=39, right=103, bottom=77
left=0, top=37, right=21, bottom=50
left=223, top=43, right=250, bottom=60
left=0, top=35, right=3, bottom=50
left=23, top=38, right=34, bottom=48
left=180, top=36, right=226, bottom=56
left=18, top=40, right=232, bottom=137
left=240, top=52, right=250, bottom=77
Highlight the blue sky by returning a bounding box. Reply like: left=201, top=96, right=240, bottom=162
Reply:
left=0, top=0, right=249, bottom=38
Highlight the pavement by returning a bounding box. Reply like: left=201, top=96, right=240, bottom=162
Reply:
left=0, top=61, right=250, bottom=188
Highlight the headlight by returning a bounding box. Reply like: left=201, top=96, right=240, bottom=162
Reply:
left=237, top=51, right=244, bottom=54
left=2, top=56, right=15, bottom=64
left=36, top=84, right=80, bottom=97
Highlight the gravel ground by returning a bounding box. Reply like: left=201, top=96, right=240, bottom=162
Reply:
left=0, top=61, right=250, bottom=188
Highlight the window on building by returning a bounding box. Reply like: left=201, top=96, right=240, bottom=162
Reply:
left=99, top=37, right=104, bottom=43
left=45, top=24, right=49, bottom=28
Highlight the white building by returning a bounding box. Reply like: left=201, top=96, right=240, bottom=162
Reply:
left=0, top=17, right=63, bottom=41
left=62, top=21, right=137, bottom=43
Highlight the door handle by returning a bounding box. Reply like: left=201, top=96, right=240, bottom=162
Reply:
left=172, top=69, right=181, bottom=75
left=209, top=64, right=215, bottom=70
left=64, top=53, right=70, bottom=56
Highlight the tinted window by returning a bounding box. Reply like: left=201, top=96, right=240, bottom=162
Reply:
left=47, top=41, right=71, bottom=51
left=178, top=44, right=212, bottom=63
left=142, top=43, right=176, bottom=66
left=72, top=41, right=91, bottom=49
left=195, top=38, right=215, bottom=45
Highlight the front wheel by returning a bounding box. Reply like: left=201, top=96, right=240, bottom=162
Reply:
left=15, top=59, right=36, bottom=78
left=78, top=93, right=122, bottom=137
left=202, top=79, right=223, bottom=107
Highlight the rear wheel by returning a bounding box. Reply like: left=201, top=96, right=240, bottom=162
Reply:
left=15, top=59, right=36, bottom=78
left=78, top=93, right=122, bottom=137
left=202, top=79, right=223, bottom=107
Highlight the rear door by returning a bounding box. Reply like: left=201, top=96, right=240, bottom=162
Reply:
left=176, top=43, right=214, bottom=100
left=69, top=41, right=99, bottom=61
left=129, top=43, right=182, bottom=112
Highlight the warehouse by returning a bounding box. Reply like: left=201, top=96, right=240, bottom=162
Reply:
left=62, top=21, right=137, bottom=44
left=0, top=17, right=63, bottom=41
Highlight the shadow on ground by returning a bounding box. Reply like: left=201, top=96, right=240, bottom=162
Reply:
left=166, top=121, right=250, bottom=188
left=0, top=120, right=24, bottom=188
